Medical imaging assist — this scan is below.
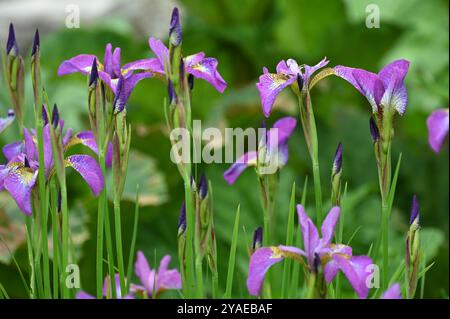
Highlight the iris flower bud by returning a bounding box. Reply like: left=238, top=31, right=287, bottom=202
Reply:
left=178, top=202, right=187, bottom=236
left=252, top=227, right=263, bottom=251
left=169, top=7, right=182, bottom=47
left=6, top=23, right=18, bottom=56
left=331, top=143, right=343, bottom=205
left=406, top=195, right=421, bottom=298
left=51, top=104, right=60, bottom=128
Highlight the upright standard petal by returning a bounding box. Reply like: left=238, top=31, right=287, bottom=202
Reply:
left=57, top=54, right=97, bottom=76
left=296, top=204, right=320, bottom=267
left=320, top=206, right=340, bottom=246
left=156, top=255, right=182, bottom=292
left=302, top=57, right=329, bottom=85
left=247, top=247, right=284, bottom=296
left=135, top=251, right=153, bottom=293
left=257, top=70, right=296, bottom=117
left=66, top=155, right=104, bottom=196
left=223, top=151, right=257, bottom=185
left=148, top=37, right=169, bottom=74
left=427, top=108, right=449, bottom=153
left=2, top=141, right=24, bottom=161
left=379, top=60, right=409, bottom=115
left=4, top=165, right=38, bottom=215
left=186, top=57, right=227, bottom=93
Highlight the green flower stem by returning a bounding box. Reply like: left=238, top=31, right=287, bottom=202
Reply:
left=59, top=179, right=69, bottom=298
left=113, top=195, right=126, bottom=297
left=95, top=148, right=106, bottom=298
left=25, top=217, right=36, bottom=298
left=194, top=194, right=204, bottom=298
left=103, top=199, right=117, bottom=298
left=184, top=176, right=195, bottom=298
left=297, top=94, right=323, bottom=225
left=49, top=181, right=60, bottom=298
left=35, top=120, right=51, bottom=298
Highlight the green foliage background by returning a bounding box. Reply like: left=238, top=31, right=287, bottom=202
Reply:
left=1, top=0, right=448, bottom=298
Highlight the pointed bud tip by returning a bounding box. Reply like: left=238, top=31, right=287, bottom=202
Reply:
left=252, top=227, right=263, bottom=250
left=178, top=202, right=187, bottom=235
left=198, top=173, right=208, bottom=199
left=333, top=142, right=343, bottom=174
left=6, top=23, right=18, bottom=56
left=31, top=29, right=40, bottom=56
left=169, top=7, right=182, bottom=47
left=51, top=104, right=59, bottom=128
left=410, top=195, right=420, bottom=225
left=41, top=104, right=48, bottom=125
left=89, top=58, right=99, bottom=87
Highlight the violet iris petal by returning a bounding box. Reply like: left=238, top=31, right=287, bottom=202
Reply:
left=334, top=59, right=410, bottom=115
left=147, top=37, right=227, bottom=92
left=257, top=58, right=329, bottom=117
left=223, top=151, right=258, bottom=185
left=66, top=155, right=104, bottom=196
left=427, top=108, right=449, bottom=153
left=247, top=247, right=284, bottom=296
left=3, top=164, right=38, bottom=215
left=134, top=251, right=181, bottom=297
left=381, top=283, right=402, bottom=299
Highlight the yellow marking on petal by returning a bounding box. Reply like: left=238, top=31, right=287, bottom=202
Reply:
left=270, top=247, right=284, bottom=259
left=247, top=157, right=257, bottom=166
left=191, top=63, right=207, bottom=73
left=268, top=74, right=288, bottom=90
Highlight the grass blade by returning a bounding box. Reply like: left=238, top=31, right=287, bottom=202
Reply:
left=281, top=181, right=296, bottom=298
left=224, top=205, right=240, bottom=299
left=126, top=185, right=140, bottom=292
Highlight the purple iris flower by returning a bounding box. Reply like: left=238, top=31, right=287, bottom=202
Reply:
left=247, top=204, right=373, bottom=298
left=427, top=108, right=449, bottom=153
left=381, top=283, right=402, bottom=299
left=223, top=117, right=297, bottom=184
left=334, top=59, right=410, bottom=115
left=0, top=122, right=107, bottom=215
left=76, top=273, right=133, bottom=299
left=57, top=43, right=152, bottom=112
left=256, top=58, right=329, bottom=117
left=0, top=109, right=14, bottom=134
left=131, top=251, right=181, bottom=298
left=143, top=37, right=227, bottom=93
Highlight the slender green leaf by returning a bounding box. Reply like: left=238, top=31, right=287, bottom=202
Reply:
left=224, top=205, right=240, bottom=298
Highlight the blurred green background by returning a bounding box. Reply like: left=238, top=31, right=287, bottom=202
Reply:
left=0, top=0, right=448, bottom=298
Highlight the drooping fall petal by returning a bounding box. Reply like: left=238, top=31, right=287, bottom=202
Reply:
left=66, top=155, right=104, bottom=196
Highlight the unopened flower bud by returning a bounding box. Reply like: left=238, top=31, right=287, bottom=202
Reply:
left=6, top=23, right=18, bottom=56
left=51, top=104, right=60, bottom=128
left=198, top=173, right=208, bottom=199
left=252, top=227, right=263, bottom=251
left=31, top=29, right=40, bottom=57
left=178, top=202, right=186, bottom=236
left=169, top=7, right=182, bottom=47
